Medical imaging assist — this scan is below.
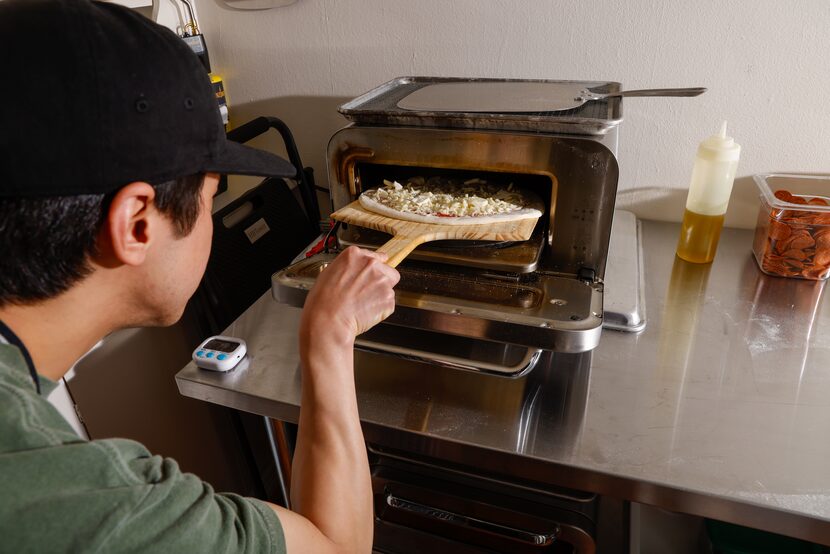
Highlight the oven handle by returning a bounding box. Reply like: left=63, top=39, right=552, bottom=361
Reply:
left=385, top=492, right=559, bottom=546
left=354, top=338, right=542, bottom=378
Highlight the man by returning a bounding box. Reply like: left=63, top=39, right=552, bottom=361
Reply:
left=0, top=0, right=399, bottom=552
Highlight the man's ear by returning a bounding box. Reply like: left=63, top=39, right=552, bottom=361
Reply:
left=99, top=182, right=158, bottom=267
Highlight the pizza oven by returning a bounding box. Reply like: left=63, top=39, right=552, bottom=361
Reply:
left=273, top=77, right=622, bottom=376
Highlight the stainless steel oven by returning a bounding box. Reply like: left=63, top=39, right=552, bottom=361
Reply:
left=274, top=77, right=623, bottom=376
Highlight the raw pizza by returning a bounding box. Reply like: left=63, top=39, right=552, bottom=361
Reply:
left=359, top=176, right=543, bottom=225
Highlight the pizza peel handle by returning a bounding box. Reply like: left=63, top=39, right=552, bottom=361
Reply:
left=373, top=231, right=431, bottom=269
left=330, top=201, right=540, bottom=269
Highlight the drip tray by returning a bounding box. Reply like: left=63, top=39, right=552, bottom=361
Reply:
left=338, top=224, right=544, bottom=273
left=357, top=325, right=542, bottom=377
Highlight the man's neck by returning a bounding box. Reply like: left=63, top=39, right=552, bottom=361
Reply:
left=0, top=279, right=122, bottom=382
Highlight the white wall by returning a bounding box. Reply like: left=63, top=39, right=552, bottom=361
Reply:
left=197, top=0, right=830, bottom=228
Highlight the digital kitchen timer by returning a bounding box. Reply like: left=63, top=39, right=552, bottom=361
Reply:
left=192, top=335, right=247, bottom=372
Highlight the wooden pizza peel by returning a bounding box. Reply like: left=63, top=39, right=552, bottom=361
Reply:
left=330, top=200, right=540, bottom=268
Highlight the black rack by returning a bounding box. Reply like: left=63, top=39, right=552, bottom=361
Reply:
left=226, top=116, right=321, bottom=225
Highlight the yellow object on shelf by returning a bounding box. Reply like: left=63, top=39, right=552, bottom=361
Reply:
left=210, top=74, right=228, bottom=128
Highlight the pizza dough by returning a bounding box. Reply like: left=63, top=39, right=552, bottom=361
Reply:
left=359, top=177, right=544, bottom=226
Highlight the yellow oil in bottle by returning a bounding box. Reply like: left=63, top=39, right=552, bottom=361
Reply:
left=676, top=209, right=725, bottom=264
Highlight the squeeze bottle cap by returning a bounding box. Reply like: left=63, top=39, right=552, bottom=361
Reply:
left=697, top=121, right=741, bottom=162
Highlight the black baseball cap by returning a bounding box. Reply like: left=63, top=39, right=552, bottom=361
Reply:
left=0, top=0, right=296, bottom=198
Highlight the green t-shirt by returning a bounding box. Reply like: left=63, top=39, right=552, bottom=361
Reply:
left=0, top=343, right=286, bottom=554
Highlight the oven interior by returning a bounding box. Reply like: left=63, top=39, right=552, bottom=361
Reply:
left=337, top=162, right=556, bottom=274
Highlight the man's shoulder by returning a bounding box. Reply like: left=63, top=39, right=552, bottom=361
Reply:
left=0, top=429, right=284, bottom=553
left=0, top=342, right=33, bottom=390
left=0, top=345, right=284, bottom=553
left=0, top=346, right=153, bottom=479
left=0, top=343, right=80, bottom=452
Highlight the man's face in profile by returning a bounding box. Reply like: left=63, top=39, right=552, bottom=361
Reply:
left=137, top=173, right=220, bottom=327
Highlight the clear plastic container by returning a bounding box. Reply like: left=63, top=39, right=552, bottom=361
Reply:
left=752, top=173, right=830, bottom=280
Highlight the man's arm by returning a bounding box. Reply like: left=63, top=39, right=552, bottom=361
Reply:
left=266, top=246, right=398, bottom=553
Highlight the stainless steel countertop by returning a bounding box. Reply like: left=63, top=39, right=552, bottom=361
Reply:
left=176, top=220, right=830, bottom=545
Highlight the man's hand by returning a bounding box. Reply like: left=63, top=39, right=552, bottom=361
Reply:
left=300, top=246, right=400, bottom=345
left=287, top=246, right=399, bottom=554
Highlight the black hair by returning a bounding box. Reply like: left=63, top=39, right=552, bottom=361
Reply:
left=0, top=174, right=205, bottom=307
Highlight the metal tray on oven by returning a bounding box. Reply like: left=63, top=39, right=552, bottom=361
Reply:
left=339, top=76, right=623, bottom=135
left=272, top=254, right=604, bottom=354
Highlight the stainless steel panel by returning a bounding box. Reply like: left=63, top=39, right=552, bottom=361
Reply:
left=602, top=210, right=646, bottom=332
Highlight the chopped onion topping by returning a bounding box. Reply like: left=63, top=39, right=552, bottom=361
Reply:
left=363, top=177, right=530, bottom=217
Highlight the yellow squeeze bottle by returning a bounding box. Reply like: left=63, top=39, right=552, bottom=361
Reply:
left=676, top=122, right=741, bottom=263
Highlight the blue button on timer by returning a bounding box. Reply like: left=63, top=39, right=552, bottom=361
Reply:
left=206, top=352, right=214, bottom=358
left=217, top=354, right=227, bottom=360
left=196, top=351, right=205, bottom=357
